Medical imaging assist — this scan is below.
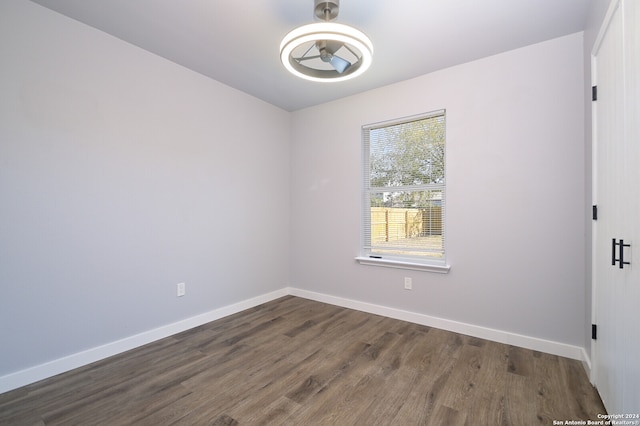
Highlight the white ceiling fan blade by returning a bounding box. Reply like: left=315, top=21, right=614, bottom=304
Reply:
left=330, top=55, right=351, bottom=73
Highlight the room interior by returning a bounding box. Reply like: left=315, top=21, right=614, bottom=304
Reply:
left=1, top=0, right=633, bottom=419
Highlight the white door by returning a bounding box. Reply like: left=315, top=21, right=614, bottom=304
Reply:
left=620, top=0, right=640, bottom=413
left=592, top=0, right=640, bottom=414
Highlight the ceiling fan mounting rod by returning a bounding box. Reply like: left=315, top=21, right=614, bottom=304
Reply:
left=314, top=0, right=339, bottom=21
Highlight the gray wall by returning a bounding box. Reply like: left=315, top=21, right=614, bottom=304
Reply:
left=290, top=33, right=587, bottom=347
left=0, top=0, right=290, bottom=376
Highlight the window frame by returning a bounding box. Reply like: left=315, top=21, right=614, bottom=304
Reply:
left=356, top=110, right=450, bottom=273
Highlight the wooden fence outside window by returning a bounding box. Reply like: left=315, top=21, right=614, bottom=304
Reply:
left=371, top=207, right=443, bottom=243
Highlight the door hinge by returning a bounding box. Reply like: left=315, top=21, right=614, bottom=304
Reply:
left=592, top=324, right=597, bottom=340
left=592, top=205, right=598, bottom=220
left=592, top=85, right=597, bottom=101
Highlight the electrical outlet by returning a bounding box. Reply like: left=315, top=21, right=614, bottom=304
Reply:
left=404, top=277, right=412, bottom=290
left=177, top=282, right=186, bottom=297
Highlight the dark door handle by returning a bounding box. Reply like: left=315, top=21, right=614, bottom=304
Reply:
left=612, top=238, right=631, bottom=269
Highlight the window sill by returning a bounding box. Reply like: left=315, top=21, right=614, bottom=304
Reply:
left=355, top=256, right=451, bottom=273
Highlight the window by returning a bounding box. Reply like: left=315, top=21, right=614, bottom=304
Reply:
left=358, top=110, right=449, bottom=272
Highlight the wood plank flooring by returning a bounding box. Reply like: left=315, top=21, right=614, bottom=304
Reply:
left=0, top=296, right=605, bottom=425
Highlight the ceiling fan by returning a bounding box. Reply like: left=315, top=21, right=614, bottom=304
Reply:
left=280, top=0, right=374, bottom=82
left=301, top=39, right=353, bottom=74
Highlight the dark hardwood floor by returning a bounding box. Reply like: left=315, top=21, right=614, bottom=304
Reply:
left=0, top=296, right=605, bottom=425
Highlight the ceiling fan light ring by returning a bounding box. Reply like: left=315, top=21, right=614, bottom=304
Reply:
left=280, top=22, right=373, bottom=83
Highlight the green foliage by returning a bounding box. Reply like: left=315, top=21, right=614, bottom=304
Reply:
left=369, top=115, right=445, bottom=208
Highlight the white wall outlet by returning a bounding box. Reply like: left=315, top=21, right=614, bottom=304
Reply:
left=177, top=282, right=186, bottom=297
left=404, top=277, right=412, bottom=290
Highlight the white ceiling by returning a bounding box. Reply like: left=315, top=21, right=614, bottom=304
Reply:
left=30, top=0, right=590, bottom=111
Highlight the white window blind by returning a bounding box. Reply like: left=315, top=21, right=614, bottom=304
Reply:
left=362, top=110, right=446, bottom=264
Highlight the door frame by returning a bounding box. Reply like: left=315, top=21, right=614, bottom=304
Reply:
left=590, top=0, right=621, bottom=387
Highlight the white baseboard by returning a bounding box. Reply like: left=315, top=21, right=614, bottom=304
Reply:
left=0, top=288, right=288, bottom=394
left=288, top=288, right=587, bottom=362
left=1, top=286, right=592, bottom=395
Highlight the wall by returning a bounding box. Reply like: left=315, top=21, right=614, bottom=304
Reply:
left=0, top=0, right=290, bottom=379
left=291, top=33, right=586, bottom=347
left=582, top=0, right=613, bottom=362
